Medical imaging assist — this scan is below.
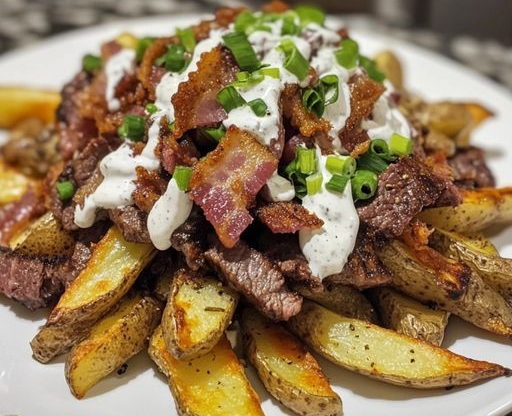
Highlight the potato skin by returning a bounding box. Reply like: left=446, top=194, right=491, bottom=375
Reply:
left=241, top=308, right=342, bottom=416
left=379, top=240, right=512, bottom=336
left=65, top=294, right=162, bottom=399
left=288, top=300, right=509, bottom=388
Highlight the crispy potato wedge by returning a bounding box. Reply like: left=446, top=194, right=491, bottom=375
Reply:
left=431, top=229, right=512, bottom=303
left=418, top=187, right=512, bottom=233
left=464, top=102, right=493, bottom=125
left=0, top=159, right=31, bottom=205
left=162, top=269, right=239, bottom=359
left=241, top=308, right=342, bottom=416
left=149, top=326, right=265, bottom=416
left=0, top=86, right=60, bottom=128
left=65, top=294, right=161, bottom=398
left=369, top=287, right=449, bottom=346
left=293, top=283, right=378, bottom=323
left=115, top=32, right=138, bottom=49
left=424, top=102, right=472, bottom=138
left=48, top=226, right=155, bottom=326
left=379, top=240, right=512, bottom=336
left=288, top=300, right=510, bottom=388
left=11, top=211, right=75, bottom=256
left=374, top=50, right=403, bottom=90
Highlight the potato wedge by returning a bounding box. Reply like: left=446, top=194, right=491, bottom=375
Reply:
left=48, top=226, right=155, bottom=326
left=464, top=102, right=493, bottom=126
left=288, top=300, right=509, bottom=388
left=241, top=308, right=342, bottom=416
left=418, top=187, right=512, bottom=233
left=0, top=159, right=31, bottom=205
left=149, top=326, right=265, bottom=416
left=293, top=283, right=378, bottom=323
left=374, top=50, right=403, bottom=90
left=162, top=269, right=239, bottom=359
left=65, top=294, right=161, bottom=398
left=11, top=211, right=75, bottom=256
left=379, top=240, right=512, bottom=336
left=431, top=229, right=512, bottom=303
left=424, top=102, right=472, bottom=138
left=0, top=86, right=60, bottom=128
left=369, top=287, right=449, bottom=346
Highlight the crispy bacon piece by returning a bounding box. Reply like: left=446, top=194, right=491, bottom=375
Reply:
left=282, top=84, right=331, bottom=139
left=190, top=126, right=277, bottom=248
left=138, top=37, right=174, bottom=98
left=340, top=75, right=384, bottom=152
left=256, top=202, right=323, bottom=233
left=172, top=46, right=238, bottom=140
left=133, top=167, right=168, bottom=213
left=262, top=1, right=290, bottom=12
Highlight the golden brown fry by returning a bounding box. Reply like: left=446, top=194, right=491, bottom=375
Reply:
left=374, top=50, right=403, bottom=90
left=288, top=300, right=510, bottom=388
left=241, top=308, right=342, bottom=416
left=0, top=158, right=31, bottom=205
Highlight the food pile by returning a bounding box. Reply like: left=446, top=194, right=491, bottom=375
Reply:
left=0, top=1, right=511, bottom=415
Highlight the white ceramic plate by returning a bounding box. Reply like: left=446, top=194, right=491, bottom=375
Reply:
left=1, top=14, right=511, bottom=416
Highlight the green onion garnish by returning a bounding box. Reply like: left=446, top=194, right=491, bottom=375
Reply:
left=82, top=54, right=102, bottom=72
left=335, top=38, right=359, bottom=69
left=320, top=74, right=339, bottom=106
left=325, top=173, right=349, bottom=194
left=281, top=14, right=299, bottom=35
left=118, top=115, right=146, bottom=141
left=164, top=44, right=187, bottom=72
left=302, top=88, right=325, bottom=118
left=357, top=151, right=389, bottom=173
left=295, top=5, right=325, bottom=26
left=352, top=170, right=378, bottom=201
left=359, top=55, right=386, bottom=82
left=168, top=121, right=175, bottom=132
left=306, top=172, right=323, bottom=196
left=203, top=125, right=226, bottom=141
left=223, top=32, right=261, bottom=72
left=234, top=11, right=257, bottom=33
left=246, top=24, right=272, bottom=35
left=173, top=165, right=193, bottom=192
left=216, top=86, right=246, bottom=112
left=389, top=133, right=412, bottom=156
left=248, top=98, right=268, bottom=117
left=279, top=39, right=310, bottom=81
left=135, top=37, right=154, bottom=63
left=326, top=155, right=356, bottom=177
left=145, top=103, right=158, bottom=115
left=297, top=148, right=317, bottom=175
left=260, top=67, right=280, bottom=78
left=177, top=28, right=196, bottom=53
left=56, top=181, right=75, bottom=201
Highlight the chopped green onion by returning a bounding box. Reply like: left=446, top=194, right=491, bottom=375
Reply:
left=118, top=115, right=146, bottom=141
left=223, top=32, right=261, bottom=72
left=260, top=67, right=280, bottom=78
left=168, top=121, right=175, bottom=132
left=359, top=55, right=386, bottom=82
left=281, top=14, right=299, bottom=35
left=320, top=74, right=339, bottom=106
left=279, top=39, right=310, bottom=81
left=351, top=170, right=378, bottom=201
left=389, top=133, right=412, bottom=156
left=295, top=5, right=325, bottom=26
left=335, top=39, right=359, bottom=69
left=234, top=11, right=257, bottom=33
left=260, top=12, right=281, bottom=22
left=248, top=98, right=268, bottom=117
left=370, top=139, right=389, bottom=157
left=135, top=37, right=154, bottom=63
left=56, top=181, right=75, bottom=201
left=297, top=148, right=317, bottom=175
left=203, top=125, right=226, bottom=141
left=306, top=172, right=323, bottom=196
left=145, top=103, right=158, bottom=115
left=246, top=24, right=272, bottom=35
left=325, top=173, right=349, bottom=194
left=302, top=88, right=324, bottom=118
left=233, top=68, right=280, bottom=88
left=177, top=28, right=196, bottom=53
left=82, top=54, right=102, bottom=72
left=163, top=44, right=187, bottom=72
left=236, top=71, right=250, bottom=82
left=357, top=151, right=389, bottom=173
left=216, top=86, right=246, bottom=112
left=326, top=155, right=356, bottom=177
left=173, top=165, right=193, bottom=192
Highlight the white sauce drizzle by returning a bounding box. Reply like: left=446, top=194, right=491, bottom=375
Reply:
left=266, top=170, right=295, bottom=202
left=299, top=147, right=359, bottom=279
left=105, top=49, right=136, bottom=112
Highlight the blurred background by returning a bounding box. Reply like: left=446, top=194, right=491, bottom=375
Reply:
left=0, top=0, right=511, bottom=89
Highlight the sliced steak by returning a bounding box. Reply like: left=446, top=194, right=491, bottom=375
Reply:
left=52, top=242, right=92, bottom=288
left=448, top=146, right=495, bottom=189
left=255, top=201, right=323, bottom=233
left=357, top=156, right=446, bottom=237
left=171, top=208, right=208, bottom=271
left=109, top=206, right=151, bottom=243
left=205, top=237, right=302, bottom=321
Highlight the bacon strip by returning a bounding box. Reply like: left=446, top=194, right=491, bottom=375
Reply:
left=256, top=202, right=323, bottom=233
left=172, top=46, right=238, bottom=140
left=133, top=167, right=168, bottom=213
left=190, top=126, right=277, bottom=248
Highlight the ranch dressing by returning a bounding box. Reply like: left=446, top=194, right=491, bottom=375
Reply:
left=105, top=48, right=136, bottom=112
left=266, top=170, right=295, bottom=202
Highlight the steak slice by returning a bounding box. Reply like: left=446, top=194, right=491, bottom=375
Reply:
left=205, top=238, right=302, bottom=321
left=171, top=208, right=208, bottom=271
left=357, top=156, right=446, bottom=237
left=109, top=205, right=151, bottom=243
left=448, top=146, right=495, bottom=189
